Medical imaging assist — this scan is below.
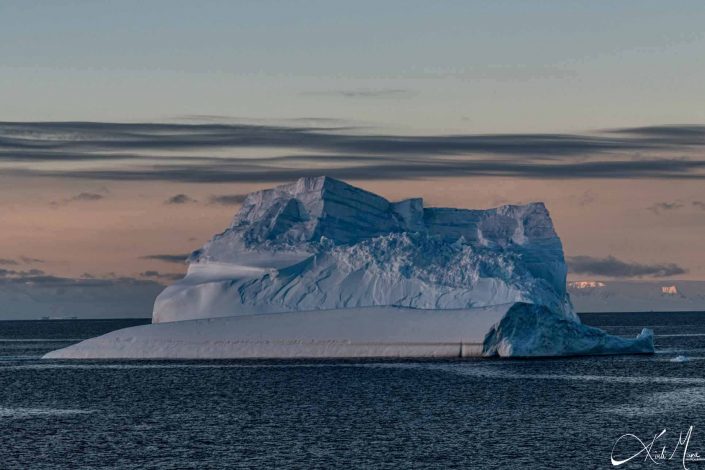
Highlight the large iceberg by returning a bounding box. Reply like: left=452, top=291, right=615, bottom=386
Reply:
left=45, top=176, right=654, bottom=359
left=155, top=176, right=573, bottom=322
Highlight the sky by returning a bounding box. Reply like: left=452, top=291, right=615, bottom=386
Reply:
left=1, top=1, right=705, bottom=317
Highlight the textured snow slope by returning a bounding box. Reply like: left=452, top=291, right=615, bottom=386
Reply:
left=155, top=176, right=573, bottom=323
left=44, top=303, right=653, bottom=359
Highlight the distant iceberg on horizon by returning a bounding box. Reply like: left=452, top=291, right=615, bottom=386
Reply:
left=44, top=176, right=654, bottom=359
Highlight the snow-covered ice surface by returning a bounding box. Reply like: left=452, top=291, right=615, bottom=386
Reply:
left=44, top=303, right=654, bottom=359
left=44, top=176, right=654, bottom=359
left=44, top=305, right=507, bottom=359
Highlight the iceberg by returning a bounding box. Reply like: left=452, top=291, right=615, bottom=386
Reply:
left=44, top=176, right=654, bottom=359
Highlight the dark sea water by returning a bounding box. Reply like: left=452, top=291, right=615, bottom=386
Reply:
left=1, top=313, right=705, bottom=469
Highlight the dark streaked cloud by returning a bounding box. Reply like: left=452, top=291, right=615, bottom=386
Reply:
left=20, top=256, right=45, bottom=264
left=15, top=157, right=705, bottom=184
left=140, top=270, right=183, bottom=281
left=0, top=150, right=140, bottom=162
left=2, top=121, right=704, bottom=156
left=647, top=201, right=684, bottom=214
left=647, top=200, right=705, bottom=213
left=0, top=268, right=45, bottom=278
left=608, top=125, right=705, bottom=145
left=165, top=194, right=197, bottom=204
left=70, top=192, right=104, bottom=201
left=208, top=194, right=248, bottom=205
left=51, top=191, right=107, bottom=207
left=3, top=121, right=705, bottom=183
left=0, top=257, right=45, bottom=266
left=0, top=267, right=166, bottom=287
left=140, top=253, right=190, bottom=264
left=568, top=255, right=687, bottom=278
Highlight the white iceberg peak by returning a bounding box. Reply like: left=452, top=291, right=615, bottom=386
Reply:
left=162, top=176, right=571, bottom=323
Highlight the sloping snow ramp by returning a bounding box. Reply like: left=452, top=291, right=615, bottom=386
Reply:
left=43, top=303, right=653, bottom=360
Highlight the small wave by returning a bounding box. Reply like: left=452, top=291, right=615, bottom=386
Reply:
left=3, top=362, right=389, bottom=371
left=604, top=387, right=705, bottom=417
left=0, top=407, right=95, bottom=418
left=377, top=362, right=705, bottom=386
left=655, top=348, right=705, bottom=355
left=0, top=339, right=85, bottom=342
left=656, top=333, right=705, bottom=338
left=0, top=355, right=48, bottom=361
left=670, top=355, right=691, bottom=362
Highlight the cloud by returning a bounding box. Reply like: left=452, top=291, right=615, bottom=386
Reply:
left=2, top=121, right=703, bottom=157
left=0, top=268, right=46, bottom=279
left=140, top=270, right=183, bottom=281
left=647, top=200, right=705, bottom=213
left=3, top=121, right=705, bottom=183
left=647, top=201, right=684, bottom=214
left=140, top=253, right=190, bottom=264
left=165, top=194, right=197, bottom=204
left=208, top=194, right=248, bottom=205
left=0, top=271, right=165, bottom=319
left=301, top=89, right=415, bottom=99
left=0, top=267, right=151, bottom=284
left=608, top=125, right=705, bottom=145
left=577, top=190, right=597, bottom=206
left=0, top=268, right=168, bottom=289
left=18, top=157, right=705, bottom=184
left=70, top=192, right=104, bottom=201
left=51, top=191, right=107, bottom=207
left=0, top=257, right=44, bottom=267
left=414, top=65, right=576, bottom=81
left=567, top=255, right=687, bottom=278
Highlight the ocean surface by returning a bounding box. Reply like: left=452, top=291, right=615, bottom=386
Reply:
left=1, top=312, right=705, bottom=469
